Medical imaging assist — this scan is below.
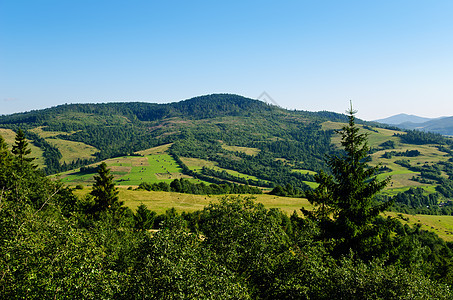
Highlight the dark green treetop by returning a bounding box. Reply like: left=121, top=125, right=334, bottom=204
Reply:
left=11, top=129, right=35, bottom=166
left=90, top=162, right=121, bottom=214
left=302, top=103, right=393, bottom=259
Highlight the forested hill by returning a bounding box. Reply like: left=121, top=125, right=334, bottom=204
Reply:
left=3, top=93, right=453, bottom=211
left=0, top=94, right=350, bottom=124
left=0, top=94, right=353, bottom=182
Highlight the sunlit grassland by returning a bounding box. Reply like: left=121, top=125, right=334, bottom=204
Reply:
left=292, top=169, right=317, bottom=175
left=0, top=128, right=18, bottom=148
left=181, top=156, right=265, bottom=182
left=180, top=157, right=216, bottom=170
left=29, top=126, right=71, bottom=138
left=55, top=153, right=187, bottom=186
left=0, top=128, right=46, bottom=167
left=303, top=181, right=319, bottom=189
left=385, top=211, right=453, bottom=242
left=29, top=126, right=98, bottom=163
left=49, top=139, right=97, bottom=163
left=220, top=143, right=261, bottom=156
left=73, top=187, right=310, bottom=215
left=320, top=122, right=449, bottom=191
left=322, top=122, right=403, bottom=149
left=136, top=143, right=172, bottom=155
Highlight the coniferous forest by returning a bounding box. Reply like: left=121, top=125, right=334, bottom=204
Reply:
left=2, top=107, right=453, bottom=299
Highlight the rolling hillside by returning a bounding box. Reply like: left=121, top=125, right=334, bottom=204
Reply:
left=2, top=94, right=453, bottom=204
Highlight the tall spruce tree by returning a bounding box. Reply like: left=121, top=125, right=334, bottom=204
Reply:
left=11, top=129, right=34, bottom=166
left=90, top=162, right=121, bottom=214
left=302, top=103, right=393, bottom=259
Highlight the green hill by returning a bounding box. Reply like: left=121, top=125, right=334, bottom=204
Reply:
left=2, top=94, right=453, bottom=213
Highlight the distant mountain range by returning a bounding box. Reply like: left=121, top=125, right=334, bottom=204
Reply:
left=374, top=114, right=436, bottom=125
left=374, top=113, right=453, bottom=136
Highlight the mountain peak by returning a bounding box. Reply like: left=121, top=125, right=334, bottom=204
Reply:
left=374, top=113, right=433, bottom=125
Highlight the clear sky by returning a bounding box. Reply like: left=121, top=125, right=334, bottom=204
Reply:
left=1, top=0, right=452, bottom=120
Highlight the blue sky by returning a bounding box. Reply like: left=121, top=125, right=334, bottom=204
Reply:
left=1, top=0, right=452, bottom=120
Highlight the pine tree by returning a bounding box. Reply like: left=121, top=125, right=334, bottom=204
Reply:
left=11, top=129, right=34, bottom=166
left=134, top=203, right=156, bottom=230
left=302, top=103, right=393, bottom=259
left=90, top=162, right=121, bottom=214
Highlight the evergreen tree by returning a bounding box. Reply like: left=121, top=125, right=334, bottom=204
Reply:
left=11, top=129, right=34, bottom=166
left=302, top=103, right=393, bottom=259
left=134, top=203, right=156, bottom=230
left=90, top=162, right=121, bottom=214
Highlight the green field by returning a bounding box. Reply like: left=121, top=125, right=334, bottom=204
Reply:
left=73, top=187, right=310, bottom=215
left=29, top=127, right=98, bottom=163
left=56, top=153, right=187, bottom=186
left=385, top=211, right=453, bottom=242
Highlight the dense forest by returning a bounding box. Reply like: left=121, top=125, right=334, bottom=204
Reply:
left=0, top=94, right=353, bottom=181
left=2, top=110, right=453, bottom=299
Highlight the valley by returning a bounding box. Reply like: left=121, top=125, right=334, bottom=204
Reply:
left=2, top=94, right=453, bottom=227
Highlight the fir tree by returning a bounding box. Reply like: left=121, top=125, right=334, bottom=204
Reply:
left=11, top=129, right=35, bottom=166
left=302, top=103, right=393, bottom=259
left=90, top=162, right=121, bottom=214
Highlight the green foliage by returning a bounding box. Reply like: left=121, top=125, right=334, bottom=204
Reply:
left=1, top=130, right=453, bottom=298
left=397, top=129, right=452, bottom=145
left=128, top=226, right=251, bottom=299
left=133, top=203, right=156, bottom=230
left=382, top=149, right=421, bottom=158
left=270, top=183, right=304, bottom=197
left=138, top=178, right=262, bottom=195
left=89, top=162, right=122, bottom=215
left=302, top=105, right=392, bottom=259
left=198, top=196, right=293, bottom=292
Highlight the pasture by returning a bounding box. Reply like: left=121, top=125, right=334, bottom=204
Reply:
left=73, top=187, right=310, bottom=215
left=1, top=128, right=46, bottom=167
left=56, top=153, right=186, bottom=186
left=385, top=211, right=453, bottom=242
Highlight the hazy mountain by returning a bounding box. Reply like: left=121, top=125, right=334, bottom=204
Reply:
left=398, top=116, right=453, bottom=136
left=374, top=113, right=453, bottom=136
left=374, top=113, right=434, bottom=125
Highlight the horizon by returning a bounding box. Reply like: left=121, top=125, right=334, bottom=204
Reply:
left=0, top=93, right=449, bottom=122
left=1, top=1, right=453, bottom=120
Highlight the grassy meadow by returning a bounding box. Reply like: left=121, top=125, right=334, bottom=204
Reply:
left=73, top=186, right=310, bottom=216
left=56, top=153, right=189, bottom=186
left=0, top=128, right=46, bottom=167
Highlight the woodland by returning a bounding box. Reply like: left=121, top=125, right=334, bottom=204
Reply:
left=1, top=105, right=453, bottom=299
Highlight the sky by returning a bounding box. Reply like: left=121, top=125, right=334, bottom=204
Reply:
left=1, top=0, right=453, bottom=120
